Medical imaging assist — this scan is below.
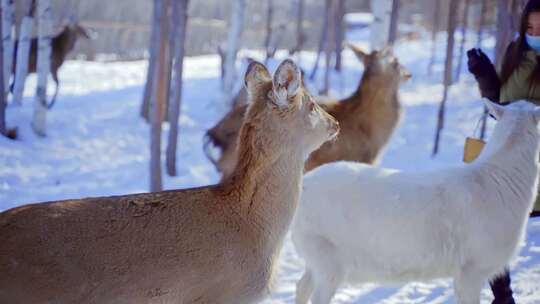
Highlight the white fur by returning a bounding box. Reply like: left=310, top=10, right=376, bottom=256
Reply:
left=292, top=100, right=540, bottom=304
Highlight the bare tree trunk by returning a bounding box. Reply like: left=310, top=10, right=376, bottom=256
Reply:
left=334, top=0, right=345, bottom=71
left=0, top=3, right=5, bottom=136
left=321, top=0, right=334, bottom=95
left=476, top=0, right=488, bottom=47
left=495, top=0, right=513, bottom=68
left=370, top=0, right=393, bottom=50
left=289, top=0, right=305, bottom=55
left=263, top=0, right=273, bottom=63
left=433, top=0, right=459, bottom=156
left=309, top=0, right=330, bottom=80
left=166, top=0, right=189, bottom=176
left=455, top=0, right=470, bottom=82
left=149, top=0, right=170, bottom=192
left=12, top=0, right=34, bottom=106
left=477, top=0, right=490, bottom=140
left=140, top=0, right=161, bottom=122
left=427, top=0, right=441, bottom=75
left=223, top=0, right=245, bottom=105
left=217, top=45, right=226, bottom=88
left=1, top=0, right=13, bottom=97
left=32, top=0, right=52, bottom=137
left=388, top=0, right=400, bottom=46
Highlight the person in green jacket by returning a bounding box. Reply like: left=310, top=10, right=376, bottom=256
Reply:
left=468, top=0, right=540, bottom=303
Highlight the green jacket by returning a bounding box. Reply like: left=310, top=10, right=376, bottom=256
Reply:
left=500, top=50, right=540, bottom=105
left=499, top=47, right=540, bottom=213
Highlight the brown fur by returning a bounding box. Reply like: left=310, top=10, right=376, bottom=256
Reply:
left=205, top=43, right=410, bottom=178
left=11, top=24, right=90, bottom=106
left=0, top=59, right=338, bottom=304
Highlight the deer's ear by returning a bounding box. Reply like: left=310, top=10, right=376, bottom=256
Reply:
left=346, top=42, right=368, bottom=62
left=244, top=61, right=271, bottom=93
left=272, top=59, right=301, bottom=107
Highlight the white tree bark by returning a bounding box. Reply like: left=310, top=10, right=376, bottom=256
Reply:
left=370, top=0, right=393, bottom=50
left=166, top=0, right=189, bottom=176
left=0, top=2, right=6, bottom=136
left=1, top=0, right=13, bottom=96
left=140, top=0, right=161, bottom=121
left=32, top=0, right=53, bottom=136
left=223, top=0, right=245, bottom=105
left=12, top=2, right=34, bottom=106
left=149, top=0, right=170, bottom=192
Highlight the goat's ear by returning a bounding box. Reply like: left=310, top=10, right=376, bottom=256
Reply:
left=272, top=59, right=301, bottom=107
left=483, top=99, right=505, bottom=119
left=345, top=42, right=368, bottom=62
left=244, top=61, right=271, bottom=93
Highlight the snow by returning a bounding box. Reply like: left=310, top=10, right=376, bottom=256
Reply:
left=345, top=12, right=374, bottom=28
left=1, top=28, right=539, bottom=303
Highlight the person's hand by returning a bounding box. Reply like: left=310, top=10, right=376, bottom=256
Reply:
left=467, top=48, right=493, bottom=77
left=467, top=48, right=501, bottom=102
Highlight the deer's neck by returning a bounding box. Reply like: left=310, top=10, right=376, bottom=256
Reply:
left=227, top=146, right=305, bottom=247
left=349, top=76, right=398, bottom=113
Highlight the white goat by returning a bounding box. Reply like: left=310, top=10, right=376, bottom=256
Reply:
left=292, top=100, right=540, bottom=304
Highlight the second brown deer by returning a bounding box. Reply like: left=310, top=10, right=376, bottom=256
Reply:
left=11, top=23, right=91, bottom=108
left=0, top=59, right=339, bottom=304
left=205, top=43, right=411, bottom=178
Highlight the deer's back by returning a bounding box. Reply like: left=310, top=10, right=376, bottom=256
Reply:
left=0, top=187, right=267, bottom=303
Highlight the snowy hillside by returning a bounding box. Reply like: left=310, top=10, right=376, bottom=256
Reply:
left=1, top=30, right=539, bottom=303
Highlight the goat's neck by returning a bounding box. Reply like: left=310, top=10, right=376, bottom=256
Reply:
left=227, top=146, right=305, bottom=247
left=476, top=129, right=540, bottom=206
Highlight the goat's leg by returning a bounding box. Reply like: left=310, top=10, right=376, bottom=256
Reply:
left=311, top=267, right=343, bottom=304
left=309, top=239, right=343, bottom=304
left=454, top=270, right=485, bottom=304
left=296, top=268, right=314, bottom=304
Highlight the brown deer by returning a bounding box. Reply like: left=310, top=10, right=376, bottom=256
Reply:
left=205, top=43, right=411, bottom=178
left=0, top=59, right=339, bottom=304
left=10, top=23, right=91, bottom=108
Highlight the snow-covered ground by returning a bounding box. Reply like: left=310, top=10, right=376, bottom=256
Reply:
left=1, top=30, right=539, bottom=303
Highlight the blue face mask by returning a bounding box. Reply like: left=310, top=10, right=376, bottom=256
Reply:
left=526, top=33, right=540, bottom=52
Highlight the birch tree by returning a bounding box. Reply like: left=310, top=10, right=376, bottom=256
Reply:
left=495, top=0, right=518, bottom=68
left=223, top=0, right=245, bottom=105
left=427, top=0, right=441, bottom=75
left=477, top=0, right=489, bottom=140
left=12, top=0, right=35, bottom=106
left=149, top=0, right=170, bottom=192
left=166, top=0, right=189, bottom=176
left=309, top=0, right=330, bottom=80
left=263, top=0, right=273, bottom=63
left=32, top=0, right=53, bottom=136
left=140, top=0, right=162, bottom=121
left=433, top=0, right=459, bottom=156
left=333, top=0, right=345, bottom=71
left=0, top=3, right=5, bottom=137
left=1, top=0, right=13, bottom=96
left=387, top=0, right=400, bottom=46
left=476, top=0, right=488, bottom=47
left=289, top=0, right=305, bottom=55
left=455, top=0, right=470, bottom=82
left=322, top=0, right=334, bottom=95
left=370, top=0, right=393, bottom=50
